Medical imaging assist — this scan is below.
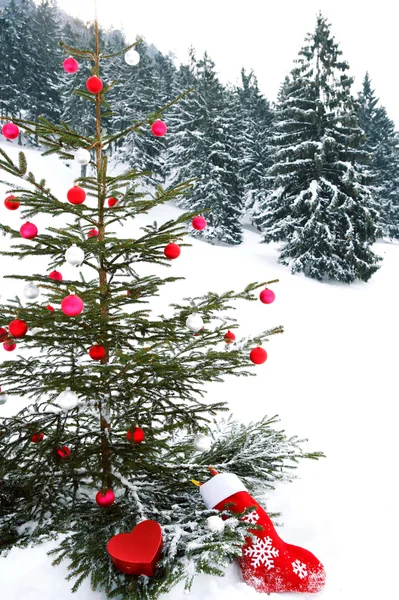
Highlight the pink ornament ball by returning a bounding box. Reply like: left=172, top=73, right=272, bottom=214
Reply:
left=250, top=347, right=268, bottom=365
left=61, top=294, right=84, bottom=317
left=96, top=488, right=115, bottom=507
left=48, top=270, right=63, bottom=281
left=259, top=288, right=275, bottom=304
left=63, top=57, right=79, bottom=74
left=192, top=216, right=207, bottom=231
left=20, top=222, right=38, bottom=239
left=151, top=120, right=167, bottom=137
left=2, top=122, right=19, bottom=140
left=3, top=341, right=16, bottom=352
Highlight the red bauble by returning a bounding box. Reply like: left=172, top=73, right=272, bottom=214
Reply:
left=8, top=319, right=28, bottom=338
left=127, top=427, right=145, bottom=444
left=89, top=345, right=106, bottom=361
left=2, top=122, right=19, bottom=140
left=4, top=195, right=20, bottom=210
left=46, top=305, right=55, bottom=311
left=63, top=57, right=79, bottom=73
left=20, top=222, right=38, bottom=239
left=96, top=488, right=115, bottom=507
left=192, top=216, right=207, bottom=231
left=107, top=520, right=163, bottom=576
left=224, top=330, right=236, bottom=344
left=48, top=270, right=63, bottom=281
left=87, top=229, right=99, bottom=238
left=259, top=288, right=275, bottom=304
left=31, top=432, right=44, bottom=443
left=107, top=197, right=118, bottom=208
left=56, top=445, right=71, bottom=459
left=86, top=76, right=103, bottom=94
left=250, top=347, right=268, bottom=365
left=164, top=243, right=181, bottom=259
left=61, top=294, right=84, bottom=317
left=0, top=328, right=8, bottom=342
left=3, top=341, right=16, bottom=352
left=67, top=185, right=86, bottom=205
left=151, top=120, right=167, bottom=137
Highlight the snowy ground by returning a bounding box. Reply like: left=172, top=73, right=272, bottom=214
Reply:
left=1, top=142, right=398, bottom=600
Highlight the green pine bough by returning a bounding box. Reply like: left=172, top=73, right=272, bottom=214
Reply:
left=0, top=23, right=323, bottom=599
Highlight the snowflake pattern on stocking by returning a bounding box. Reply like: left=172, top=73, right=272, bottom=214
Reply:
left=244, top=536, right=279, bottom=569
left=242, top=510, right=260, bottom=525
left=292, top=559, right=308, bottom=579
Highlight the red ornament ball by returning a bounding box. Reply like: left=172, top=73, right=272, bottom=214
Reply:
left=20, top=222, right=38, bottom=239
left=127, top=427, right=145, bottom=444
left=4, top=195, right=20, bottom=210
left=46, top=305, right=55, bottom=311
left=89, top=345, right=106, bottom=361
left=48, top=270, right=63, bottom=281
left=259, top=288, right=276, bottom=304
left=0, top=328, right=8, bottom=342
left=2, top=122, right=19, bottom=140
left=67, top=185, right=86, bottom=205
left=250, top=347, right=268, bottom=365
left=87, top=229, right=99, bottom=238
left=192, top=216, right=207, bottom=231
left=151, top=120, right=167, bottom=137
left=31, top=432, right=44, bottom=443
left=8, top=319, right=28, bottom=338
left=56, top=445, right=71, bottom=459
left=86, top=76, right=103, bottom=94
left=224, top=330, right=236, bottom=344
left=61, top=294, right=84, bottom=317
left=164, top=243, right=181, bottom=260
left=96, top=488, right=115, bottom=507
left=63, top=57, right=79, bottom=73
left=3, top=341, right=16, bottom=352
left=107, top=197, right=118, bottom=208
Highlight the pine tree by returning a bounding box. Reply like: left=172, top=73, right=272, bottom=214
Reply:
left=236, top=69, right=273, bottom=226
left=168, top=51, right=244, bottom=245
left=256, top=13, right=380, bottom=283
left=0, top=21, right=321, bottom=599
left=358, top=73, right=399, bottom=239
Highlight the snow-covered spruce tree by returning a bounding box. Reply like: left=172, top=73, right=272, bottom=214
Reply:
left=236, top=69, right=274, bottom=227
left=168, top=51, right=244, bottom=245
left=256, top=13, right=380, bottom=283
left=0, top=24, right=322, bottom=599
left=358, top=72, right=399, bottom=239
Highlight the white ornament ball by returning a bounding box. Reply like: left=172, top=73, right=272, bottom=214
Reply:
left=186, top=314, right=204, bottom=332
left=0, top=394, right=8, bottom=406
left=24, top=282, right=40, bottom=300
left=125, top=48, right=140, bottom=66
left=65, top=244, right=84, bottom=267
left=57, top=387, right=79, bottom=411
left=75, top=148, right=91, bottom=165
left=205, top=515, right=226, bottom=533
left=194, top=434, right=212, bottom=452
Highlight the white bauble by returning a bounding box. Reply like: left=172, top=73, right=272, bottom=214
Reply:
left=186, top=314, right=204, bottom=332
left=0, top=393, right=8, bottom=406
left=205, top=515, right=225, bottom=533
left=75, top=148, right=91, bottom=165
left=57, top=387, right=79, bottom=411
left=194, top=434, right=212, bottom=452
left=65, top=244, right=84, bottom=267
left=125, top=48, right=140, bottom=66
left=24, top=283, right=40, bottom=300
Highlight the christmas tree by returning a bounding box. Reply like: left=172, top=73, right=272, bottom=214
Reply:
left=256, top=13, right=380, bottom=283
left=0, top=22, right=322, bottom=599
left=358, top=72, right=399, bottom=240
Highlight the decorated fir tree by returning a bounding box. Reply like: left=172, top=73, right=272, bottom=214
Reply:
left=256, top=13, right=380, bottom=283
left=0, top=22, right=322, bottom=599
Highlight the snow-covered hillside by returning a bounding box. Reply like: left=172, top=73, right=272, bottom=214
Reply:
left=1, top=142, right=398, bottom=600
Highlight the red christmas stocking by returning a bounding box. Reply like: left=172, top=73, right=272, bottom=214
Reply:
left=200, top=473, right=326, bottom=594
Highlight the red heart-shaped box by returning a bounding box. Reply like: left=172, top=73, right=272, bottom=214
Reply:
left=107, top=520, right=163, bottom=576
